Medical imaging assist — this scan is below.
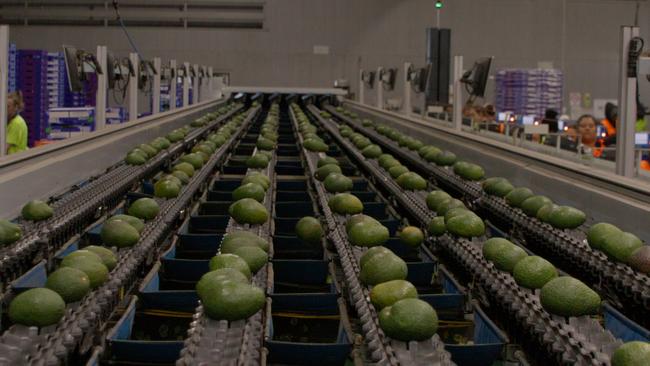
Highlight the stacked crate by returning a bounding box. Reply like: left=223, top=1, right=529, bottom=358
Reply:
left=46, top=52, right=66, bottom=109
left=495, top=69, right=563, bottom=119
left=8, top=43, right=17, bottom=93
left=16, top=50, right=49, bottom=147
left=63, top=72, right=97, bottom=107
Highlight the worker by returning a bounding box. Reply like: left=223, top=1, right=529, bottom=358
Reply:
left=6, top=91, right=28, bottom=155
left=576, top=114, right=612, bottom=159
left=541, top=109, right=559, bottom=133
left=601, top=102, right=617, bottom=137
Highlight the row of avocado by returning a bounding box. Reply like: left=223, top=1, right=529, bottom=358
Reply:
left=336, top=107, right=650, bottom=276
left=193, top=103, right=279, bottom=322
left=332, top=107, right=650, bottom=365
left=308, top=106, right=440, bottom=343
left=5, top=106, right=250, bottom=329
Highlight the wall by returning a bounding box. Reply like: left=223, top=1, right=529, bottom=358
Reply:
left=8, top=0, right=650, bottom=112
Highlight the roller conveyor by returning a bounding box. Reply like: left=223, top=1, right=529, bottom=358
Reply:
left=292, top=107, right=457, bottom=366
left=0, top=105, right=258, bottom=365
left=323, top=105, right=650, bottom=330
left=0, top=102, right=244, bottom=294
left=306, top=105, right=626, bottom=365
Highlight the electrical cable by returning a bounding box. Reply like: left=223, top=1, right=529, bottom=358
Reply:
left=112, top=0, right=143, bottom=60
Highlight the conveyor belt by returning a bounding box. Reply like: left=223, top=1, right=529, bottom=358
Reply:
left=324, top=105, right=650, bottom=330
left=0, top=106, right=259, bottom=366
left=295, top=107, right=456, bottom=366
left=177, top=106, right=275, bottom=366
left=0, top=103, right=244, bottom=294
left=308, top=105, right=615, bottom=365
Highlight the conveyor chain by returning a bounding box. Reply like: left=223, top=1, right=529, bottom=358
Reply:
left=177, top=107, right=273, bottom=366
left=0, top=102, right=242, bottom=294
left=310, top=105, right=612, bottom=365
left=298, top=107, right=455, bottom=366
left=2, top=107, right=259, bottom=366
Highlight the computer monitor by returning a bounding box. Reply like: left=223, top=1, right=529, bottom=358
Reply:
left=362, top=70, right=375, bottom=89
left=461, top=57, right=493, bottom=99
left=635, top=133, right=649, bottom=146
left=62, top=45, right=83, bottom=92
left=557, top=120, right=565, bottom=131
left=497, top=112, right=507, bottom=122
left=522, top=115, right=535, bottom=125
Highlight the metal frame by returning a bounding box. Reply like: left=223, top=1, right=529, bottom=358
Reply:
left=403, top=62, right=411, bottom=116
left=153, top=57, right=162, bottom=114
left=193, top=63, right=200, bottom=103
left=359, top=68, right=365, bottom=104
left=128, top=52, right=139, bottom=121
left=0, top=26, right=8, bottom=157
left=222, top=86, right=347, bottom=95
left=170, top=59, right=177, bottom=110
left=95, top=45, right=107, bottom=130
left=183, top=61, right=190, bottom=106
left=452, top=55, right=463, bottom=131
left=616, top=26, right=640, bottom=177
left=376, top=66, right=384, bottom=109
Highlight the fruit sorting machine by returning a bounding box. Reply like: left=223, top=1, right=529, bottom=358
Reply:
left=0, top=93, right=646, bottom=366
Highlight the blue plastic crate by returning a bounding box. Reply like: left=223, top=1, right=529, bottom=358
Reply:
left=603, top=302, right=650, bottom=342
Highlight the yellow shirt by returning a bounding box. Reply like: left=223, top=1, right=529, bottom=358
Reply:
left=7, top=114, right=28, bottom=154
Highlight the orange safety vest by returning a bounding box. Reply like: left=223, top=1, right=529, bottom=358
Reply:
left=601, top=118, right=616, bottom=136
left=592, top=139, right=607, bottom=158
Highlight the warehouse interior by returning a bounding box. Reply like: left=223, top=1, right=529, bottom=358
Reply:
left=0, top=1, right=649, bottom=365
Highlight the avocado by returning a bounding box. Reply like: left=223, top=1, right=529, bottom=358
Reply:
left=483, top=178, right=514, bottom=197
left=434, top=151, right=457, bottom=166
left=295, top=216, right=323, bottom=245
left=221, top=231, right=270, bottom=253
left=425, top=190, right=452, bottom=211
left=418, top=145, right=441, bottom=158
left=159, top=174, right=183, bottom=188
left=22, top=200, right=54, bottom=221
left=171, top=170, right=191, bottom=185
left=359, top=246, right=392, bottom=267
left=547, top=206, right=586, bottom=229
left=536, top=203, right=558, bottom=223
left=201, top=282, right=265, bottom=321
left=436, top=198, right=466, bottom=215
left=323, top=173, right=353, bottom=193
left=396, top=172, right=427, bottom=191
left=359, top=251, right=407, bottom=285
left=317, top=156, right=339, bottom=167
left=154, top=179, right=181, bottom=198
left=482, top=238, right=514, bottom=262
left=505, top=187, right=534, bottom=208
left=128, top=198, right=160, bottom=221
left=370, top=280, right=418, bottom=310
left=388, top=165, right=410, bottom=179
left=166, top=130, right=185, bottom=142
left=138, top=144, right=158, bottom=158
left=241, top=173, right=270, bottom=191
left=348, top=220, right=389, bottom=247
left=229, top=198, right=269, bottom=225
left=483, top=238, right=528, bottom=272
left=315, top=164, right=342, bottom=181
left=180, top=153, right=204, bottom=169
left=229, top=246, right=268, bottom=274
left=61, top=256, right=109, bottom=288
left=611, top=341, right=650, bottom=366
left=209, top=253, right=252, bottom=279
left=427, top=217, right=447, bottom=236
left=520, top=195, right=553, bottom=217
left=328, top=193, right=364, bottom=215
left=453, top=161, right=485, bottom=181
left=304, top=138, right=328, bottom=152
left=125, top=152, right=147, bottom=165
left=628, top=246, right=650, bottom=273
left=587, top=222, right=622, bottom=250
left=173, top=162, right=195, bottom=177
left=513, top=256, right=558, bottom=289
left=246, top=154, right=270, bottom=169
left=196, top=268, right=249, bottom=298
left=45, top=267, right=91, bottom=303
left=445, top=211, right=485, bottom=238
left=8, top=288, right=65, bottom=327
left=232, top=183, right=266, bottom=202
left=256, top=137, right=275, bottom=151
left=423, top=149, right=442, bottom=163
left=399, top=226, right=424, bottom=248
left=0, top=219, right=22, bottom=246
left=378, top=298, right=438, bottom=342
left=378, top=154, right=395, bottom=166
left=108, top=214, right=144, bottom=233
left=601, top=231, right=643, bottom=263
left=539, top=276, right=601, bottom=317
left=362, top=144, right=383, bottom=158
left=84, top=245, right=118, bottom=270
left=100, top=220, right=140, bottom=248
